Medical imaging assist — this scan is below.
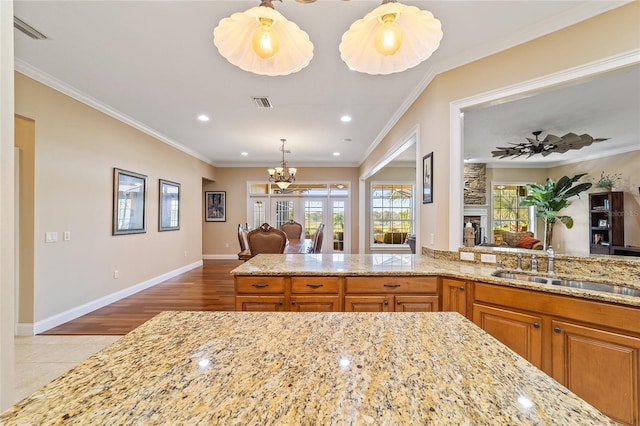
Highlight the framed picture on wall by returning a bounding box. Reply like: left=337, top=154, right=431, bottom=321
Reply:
left=159, top=179, right=180, bottom=231
left=113, top=168, right=147, bottom=235
left=205, top=191, right=226, bottom=222
left=422, top=152, right=433, bottom=204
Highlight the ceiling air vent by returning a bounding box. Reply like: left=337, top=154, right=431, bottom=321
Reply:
left=14, top=16, right=48, bottom=40
left=252, top=96, right=273, bottom=109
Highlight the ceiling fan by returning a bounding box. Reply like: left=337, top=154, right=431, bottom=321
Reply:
left=491, top=130, right=609, bottom=159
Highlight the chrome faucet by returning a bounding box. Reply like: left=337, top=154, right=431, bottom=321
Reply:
left=516, top=253, right=523, bottom=271
left=531, top=254, right=538, bottom=273
left=546, top=245, right=555, bottom=274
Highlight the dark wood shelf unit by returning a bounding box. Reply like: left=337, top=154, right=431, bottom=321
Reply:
left=589, top=191, right=624, bottom=255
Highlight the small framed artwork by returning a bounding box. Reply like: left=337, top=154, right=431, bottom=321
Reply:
left=205, top=191, right=226, bottom=222
left=422, top=152, right=433, bottom=204
left=598, top=219, right=608, bottom=228
left=113, top=168, right=147, bottom=235
left=159, top=179, right=180, bottom=231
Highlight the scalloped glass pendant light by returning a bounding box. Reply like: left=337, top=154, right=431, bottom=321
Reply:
left=213, top=0, right=314, bottom=76
left=339, top=0, right=443, bottom=75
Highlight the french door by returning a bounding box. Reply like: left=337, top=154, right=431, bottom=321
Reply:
left=249, top=195, right=349, bottom=253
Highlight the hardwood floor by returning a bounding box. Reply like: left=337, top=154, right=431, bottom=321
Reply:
left=41, top=259, right=241, bottom=335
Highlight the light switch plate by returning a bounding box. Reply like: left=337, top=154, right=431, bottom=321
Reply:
left=45, top=231, right=58, bottom=243
left=63, top=231, right=71, bottom=241
left=481, top=253, right=497, bottom=263
left=460, top=252, right=474, bottom=261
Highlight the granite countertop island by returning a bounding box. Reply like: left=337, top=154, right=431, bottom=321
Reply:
left=0, top=311, right=613, bottom=425
left=231, top=253, right=640, bottom=307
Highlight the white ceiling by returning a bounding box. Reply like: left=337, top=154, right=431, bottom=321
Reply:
left=464, top=64, right=640, bottom=167
left=13, top=0, right=633, bottom=169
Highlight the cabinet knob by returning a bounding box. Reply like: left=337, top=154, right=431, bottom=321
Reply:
left=397, top=300, right=401, bottom=305
left=291, top=301, right=296, bottom=305
left=533, top=322, right=540, bottom=329
left=458, top=286, right=465, bottom=291
left=553, top=327, right=561, bottom=333
left=278, top=301, right=283, bottom=306
left=384, top=299, right=389, bottom=305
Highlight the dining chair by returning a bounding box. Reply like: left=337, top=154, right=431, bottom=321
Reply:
left=281, top=220, right=303, bottom=240
left=247, top=223, right=287, bottom=256
left=308, top=223, right=325, bottom=254
left=237, top=224, right=252, bottom=261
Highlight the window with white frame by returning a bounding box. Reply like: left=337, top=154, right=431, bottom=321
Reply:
left=371, top=183, right=414, bottom=245
left=492, top=184, right=535, bottom=242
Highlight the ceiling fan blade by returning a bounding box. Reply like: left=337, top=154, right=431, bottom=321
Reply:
left=593, top=138, right=609, bottom=143
left=578, top=134, right=594, bottom=145
left=560, top=133, right=581, bottom=145
left=526, top=137, right=539, bottom=146
left=543, top=134, right=563, bottom=144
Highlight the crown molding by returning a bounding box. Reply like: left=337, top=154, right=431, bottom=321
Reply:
left=14, top=59, right=215, bottom=166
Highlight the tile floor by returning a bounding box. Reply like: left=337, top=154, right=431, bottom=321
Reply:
left=13, top=335, right=121, bottom=405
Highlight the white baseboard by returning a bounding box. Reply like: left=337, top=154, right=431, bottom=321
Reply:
left=202, top=254, right=238, bottom=260
left=17, top=260, right=203, bottom=336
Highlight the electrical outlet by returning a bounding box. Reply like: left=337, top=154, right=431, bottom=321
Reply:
left=480, top=253, right=497, bottom=263
left=429, top=233, right=435, bottom=245
left=460, top=252, right=474, bottom=261
left=225, top=242, right=230, bottom=248
left=184, top=251, right=188, bottom=257
left=113, top=270, right=119, bottom=279
left=45, top=232, right=58, bottom=243
left=63, top=231, right=71, bottom=241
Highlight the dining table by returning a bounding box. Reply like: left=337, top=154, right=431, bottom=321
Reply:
left=285, top=238, right=311, bottom=254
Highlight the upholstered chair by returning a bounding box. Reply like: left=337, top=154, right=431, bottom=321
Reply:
left=247, top=223, right=287, bottom=256
left=237, top=224, right=252, bottom=261
left=281, top=220, right=303, bottom=240
left=308, top=223, right=325, bottom=254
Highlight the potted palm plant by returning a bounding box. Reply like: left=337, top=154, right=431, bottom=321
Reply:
left=519, top=173, right=593, bottom=249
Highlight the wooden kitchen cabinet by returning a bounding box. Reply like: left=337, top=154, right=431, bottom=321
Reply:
left=235, top=296, right=286, bottom=311
left=345, top=276, right=439, bottom=312
left=473, top=303, right=543, bottom=369
left=290, top=295, right=341, bottom=312
left=473, top=281, right=640, bottom=425
left=551, top=320, right=640, bottom=426
left=441, top=278, right=470, bottom=318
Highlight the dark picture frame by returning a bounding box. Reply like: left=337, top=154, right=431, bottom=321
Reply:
left=205, top=191, right=226, bottom=222
left=113, top=168, right=147, bottom=235
left=159, top=179, right=181, bottom=231
left=422, top=152, right=433, bottom=204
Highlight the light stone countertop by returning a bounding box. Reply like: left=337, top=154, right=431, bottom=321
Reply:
left=231, top=253, right=640, bottom=307
left=0, top=311, right=615, bottom=425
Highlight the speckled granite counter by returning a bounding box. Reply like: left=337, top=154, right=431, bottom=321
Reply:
left=0, top=311, right=614, bottom=425
left=231, top=253, right=640, bottom=307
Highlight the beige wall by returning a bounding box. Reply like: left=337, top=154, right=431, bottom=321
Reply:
left=552, top=151, right=640, bottom=255
left=203, top=167, right=360, bottom=256
left=1, top=0, right=15, bottom=410
left=361, top=2, right=640, bottom=253
left=14, top=73, right=216, bottom=325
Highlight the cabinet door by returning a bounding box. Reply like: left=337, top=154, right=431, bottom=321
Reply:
left=235, top=296, right=285, bottom=312
left=552, top=320, right=640, bottom=426
left=345, top=296, right=393, bottom=312
left=473, top=303, right=543, bottom=369
left=290, top=295, right=341, bottom=312
left=394, top=295, right=439, bottom=312
left=442, top=278, right=468, bottom=317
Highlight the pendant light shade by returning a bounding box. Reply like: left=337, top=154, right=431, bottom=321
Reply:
left=213, top=2, right=314, bottom=76
left=339, top=1, right=443, bottom=75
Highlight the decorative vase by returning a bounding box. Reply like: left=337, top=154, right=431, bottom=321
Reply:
left=544, top=221, right=554, bottom=250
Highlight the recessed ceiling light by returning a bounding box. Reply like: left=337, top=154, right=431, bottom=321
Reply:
left=340, top=115, right=352, bottom=123
left=333, top=152, right=341, bottom=156
left=241, top=152, right=248, bottom=156
left=197, top=114, right=210, bottom=122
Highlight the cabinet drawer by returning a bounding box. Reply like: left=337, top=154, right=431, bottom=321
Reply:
left=346, top=276, right=437, bottom=294
left=291, top=276, right=340, bottom=294
left=235, top=276, right=285, bottom=294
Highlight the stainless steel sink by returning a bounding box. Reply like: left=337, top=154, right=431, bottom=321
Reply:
left=491, top=270, right=640, bottom=297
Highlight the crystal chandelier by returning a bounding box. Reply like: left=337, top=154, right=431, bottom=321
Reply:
left=268, top=139, right=297, bottom=189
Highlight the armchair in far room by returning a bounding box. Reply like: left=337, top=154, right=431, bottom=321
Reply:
left=501, top=230, right=543, bottom=250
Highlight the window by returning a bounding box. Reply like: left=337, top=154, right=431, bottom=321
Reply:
left=492, top=184, right=534, bottom=242
left=371, top=183, right=414, bottom=245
